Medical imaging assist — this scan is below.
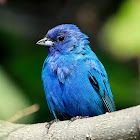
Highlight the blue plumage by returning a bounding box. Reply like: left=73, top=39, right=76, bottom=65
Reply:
left=37, top=24, right=116, bottom=119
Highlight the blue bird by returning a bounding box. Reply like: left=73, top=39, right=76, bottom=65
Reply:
left=36, top=24, right=116, bottom=119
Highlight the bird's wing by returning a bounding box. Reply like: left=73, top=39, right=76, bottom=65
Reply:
left=85, top=58, right=116, bottom=112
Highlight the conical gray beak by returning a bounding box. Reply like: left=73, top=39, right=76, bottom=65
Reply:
left=36, top=37, right=54, bottom=46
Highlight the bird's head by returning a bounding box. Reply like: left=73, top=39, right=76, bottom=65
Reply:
left=36, top=24, right=89, bottom=54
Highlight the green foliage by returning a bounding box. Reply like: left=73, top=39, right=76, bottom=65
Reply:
left=101, top=1, right=140, bottom=59
left=0, top=67, right=34, bottom=123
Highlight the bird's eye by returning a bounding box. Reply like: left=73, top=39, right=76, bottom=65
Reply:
left=57, top=36, right=65, bottom=42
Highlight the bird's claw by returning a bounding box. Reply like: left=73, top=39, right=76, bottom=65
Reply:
left=70, top=116, right=89, bottom=122
left=45, top=119, right=60, bottom=132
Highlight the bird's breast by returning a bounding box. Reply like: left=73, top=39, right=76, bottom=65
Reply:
left=47, top=54, right=81, bottom=83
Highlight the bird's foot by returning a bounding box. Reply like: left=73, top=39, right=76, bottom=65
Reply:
left=46, top=119, right=60, bottom=132
left=70, top=116, right=89, bottom=122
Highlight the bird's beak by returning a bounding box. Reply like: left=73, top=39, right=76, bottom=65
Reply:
left=36, top=37, right=54, bottom=46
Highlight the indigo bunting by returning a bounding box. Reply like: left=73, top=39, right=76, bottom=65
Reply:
left=36, top=24, right=116, bottom=119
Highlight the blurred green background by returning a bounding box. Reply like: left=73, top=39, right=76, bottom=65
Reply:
left=0, top=0, right=140, bottom=124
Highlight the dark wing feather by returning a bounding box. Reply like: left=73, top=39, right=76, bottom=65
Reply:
left=87, top=59, right=116, bottom=112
